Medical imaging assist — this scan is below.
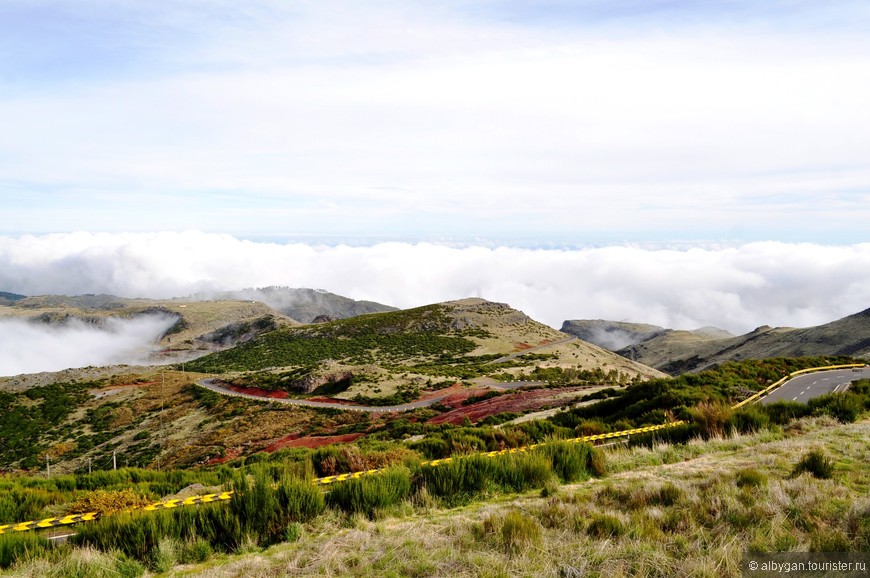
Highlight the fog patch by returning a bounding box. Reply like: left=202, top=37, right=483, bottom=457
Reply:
left=0, top=314, right=177, bottom=377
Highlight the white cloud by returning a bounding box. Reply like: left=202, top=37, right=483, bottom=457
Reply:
left=0, top=314, right=177, bottom=377
left=1, top=2, right=869, bottom=241
left=2, top=232, right=869, bottom=336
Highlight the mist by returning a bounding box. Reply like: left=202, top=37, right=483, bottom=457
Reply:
left=0, top=314, right=177, bottom=377
left=1, top=232, right=870, bottom=336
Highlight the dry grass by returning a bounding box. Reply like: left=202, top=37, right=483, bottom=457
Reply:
left=115, top=417, right=870, bottom=578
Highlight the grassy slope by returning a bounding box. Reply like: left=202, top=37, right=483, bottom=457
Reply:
left=183, top=298, right=663, bottom=399
left=81, top=417, right=867, bottom=578
left=625, top=307, right=870, bottom=374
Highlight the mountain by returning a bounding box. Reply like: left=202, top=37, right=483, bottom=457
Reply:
left=560, top=320, right=668, bottom=350
left=0, top=293, right=299, bottom=360
left=185, top=297, right=664, bottom=397
left=192, top=287, right=397, bottom=323
left=613, top=307, right=870, bottom=374
left=0, top=297, right=665, bottom=472
left=0, top=291, right=27, bottom=306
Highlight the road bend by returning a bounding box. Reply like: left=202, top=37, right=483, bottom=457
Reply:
left=761, top=366, right=869, bottom=405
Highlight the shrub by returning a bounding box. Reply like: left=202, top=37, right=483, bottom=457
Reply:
left=277, top=477, right=326, bottom=523
left=326, top=467, right=412, bottom=517
left=536, top=442, right=592, bottom=483
left=179, top=536, right=213, bottom=564
left=651, top=483, right=682, bottom=507
left=587, top=513, right=625, bottom=538
left=67, top=488, right=152, bottom=516
left=500, top=511, right=542, bottom=554
left=736, top=468, right=768, bottom=489
left=477, top=511, right=542, bottom=555
left=0, top=531, right=51, bottom=569
left=763, top=401, right=811, bottom=425
left=149, top=537, right=178, bottom=573
left=691, top=400, right=733, bottom=438
left=792, top=450, right=835, bottom=479
left=730, top=405, right=770, bottom=433
left=808, top=392, right=862, bottom=423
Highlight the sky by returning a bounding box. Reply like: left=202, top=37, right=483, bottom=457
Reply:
left=1, top=1, right=870, bottom=369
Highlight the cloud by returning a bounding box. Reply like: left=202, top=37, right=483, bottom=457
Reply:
left=2, top=232, right=869, bottom=336
left=1, top=2, right=869, bottom=242
left=0, top=314, right=177, bottom=377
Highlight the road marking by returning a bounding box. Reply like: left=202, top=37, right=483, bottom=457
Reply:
left=821, top=378, right=829, bottom=381
left=834, top=384, right=841, bottom=392
left=792, top=396, right=798, bottom=401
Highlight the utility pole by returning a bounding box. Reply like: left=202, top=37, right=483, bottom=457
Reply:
left=88, top=458, right=92, bottom=474
left=45, top=455, right=50, bottom=477
left=113, top=450, right=117, bottom=471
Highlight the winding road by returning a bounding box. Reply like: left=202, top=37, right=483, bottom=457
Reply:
left=197, top=379, right=454, bottom=413
left=761, top=366, right=868, bottom=405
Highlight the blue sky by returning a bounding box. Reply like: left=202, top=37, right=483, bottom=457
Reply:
left=1, top=0, right=869, bottom=244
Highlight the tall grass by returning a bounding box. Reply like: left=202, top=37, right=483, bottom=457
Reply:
left=73, top=467, right=324, bottom=563
left=0, top=531, right=51, bottom=569
left=326, top=467, right=412, bottom=517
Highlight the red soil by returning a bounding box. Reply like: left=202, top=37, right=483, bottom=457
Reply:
left=427, top=386, right=586, bottom=425
left=205, top=447, right=243, bottom=465
left=227, top=384, right=289, bottom=399
left=264, top=433, right=365, bottom=451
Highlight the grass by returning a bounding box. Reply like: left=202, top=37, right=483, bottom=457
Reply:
left=4, top=417, right=869, bottom=576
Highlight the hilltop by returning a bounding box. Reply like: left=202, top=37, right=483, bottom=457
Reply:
left=185, top=297, right=664, bottom=400
left=195, top=286, right=397, bottom=323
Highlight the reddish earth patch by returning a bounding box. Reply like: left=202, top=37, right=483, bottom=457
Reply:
left=206, top=447, right=243, bottom=465
left=427, top=386, right=586, bottom=425
left=437, top=387, right=492, bottom=408
left=227, top=384, right=289, bottom=399
left=513, top=342, right=533, bottom=351
left=264, top=433, right=365, bottom=451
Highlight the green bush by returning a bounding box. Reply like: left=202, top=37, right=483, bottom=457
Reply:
left=792, top=450, right=835, bottom=479
left=326, top=467, right=412, bottom=517
left=735, top=468, right=768, bottom=489
left=808, top=393, right=862, bottom=423
left=730, top=405, right=770, bottom=433
left=179, top=536, right=213, bottom=564
left=535, top=442, right=593, bottom=483
left=587, top=513, right=625, bottom=538
left=763, top=401, right=811, bottom=425
left=0, top=531, right=51, bottom=569
left=476, top=510, right=542, bottom=555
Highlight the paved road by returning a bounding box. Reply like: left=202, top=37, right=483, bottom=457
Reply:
left=761, top=366, right=869, bottom=405
left=197, top=379, right=454, bottom=413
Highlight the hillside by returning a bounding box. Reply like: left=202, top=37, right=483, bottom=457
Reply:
left=0, top=299, right=665, bottom=473
left=184, top=298, right=665, bottom=400
left=191, top=286, right=397, bottom=323
left=0, top=293, right=300, bottom=362
left=621, top=307, right=870, bottom=374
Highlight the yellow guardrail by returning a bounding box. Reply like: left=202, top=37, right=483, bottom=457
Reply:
left=2, top=363, right=863, bottom=534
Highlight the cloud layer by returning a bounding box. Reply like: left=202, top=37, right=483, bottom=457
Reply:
left=0, top=314, right=177, bottom=377
left=1, top=1, right=869, bottom=242
left=2, top=232, right=869, bottom=336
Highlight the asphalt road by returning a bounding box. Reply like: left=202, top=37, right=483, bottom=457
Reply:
left=761, top=366, right=869, bottom=405
left=197, top=379, right=453, bottom=413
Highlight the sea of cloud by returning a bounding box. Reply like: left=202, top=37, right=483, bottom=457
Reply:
left=2, top=232, right=869, bottom=341
left=0, top=314, right=177, bottom=377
